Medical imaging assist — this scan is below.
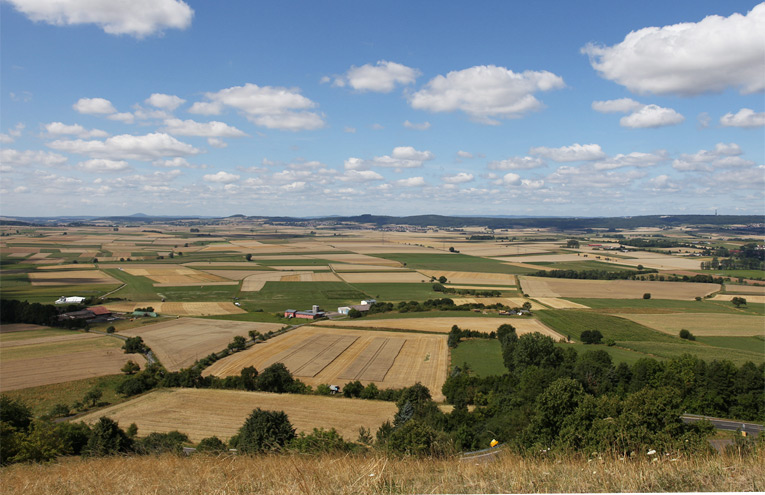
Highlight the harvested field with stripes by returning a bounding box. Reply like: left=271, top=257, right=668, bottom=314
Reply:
left=123, top=266, right=230, bottom=285
left=27, top=270, right=119, bottom=286
left=315, top=317, right=563, bottom=340
left=204, top=326, right=448, bottom=400
left=102, top=301, right=246, bottom=316
left=120, top=318, right=284, bottom=371
left=76, top=388, right=397, bottom=443
left=520, top=276, right=720, bottom=300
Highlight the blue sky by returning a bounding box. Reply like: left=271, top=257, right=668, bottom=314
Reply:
left=1, top=0, right=763, bottom=217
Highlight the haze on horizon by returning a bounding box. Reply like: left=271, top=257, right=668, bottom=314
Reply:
left=1, top=1, right=763, bottom=218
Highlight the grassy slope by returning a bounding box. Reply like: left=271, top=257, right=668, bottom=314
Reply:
left=450, top=339, right=505, bottom=377
left=238, top=281, right=368, bottom=312
left=377, top=253, right=539, bottom=274
left=3, top=374, right=127, bottom=417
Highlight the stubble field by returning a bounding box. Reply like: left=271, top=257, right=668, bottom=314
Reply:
left=520, top=276, right=720, bottom=300
left=76, top=388, right=397, bottom=442
left=203, top=325, right=449, bottom=400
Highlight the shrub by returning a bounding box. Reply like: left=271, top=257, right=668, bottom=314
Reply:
left=85, top=417, right=132, bottom=456
left=679, top=329, right=696, bottom=341
left=386, top=420, right=453, bottom=457
left=342, top=380, right=364, bottom=398
left=134, top=431, right=188, bottom=455
left=106, top=326, right=115, bottom=334
left=731, top=297, right=747, bottom=307
left=348, top=308, right=362, bottom=319
left=643, top=293, right=651, bottom=300
left=288, top=428, right=354, bottom=454
left=197, top=436, right=227, bottom=454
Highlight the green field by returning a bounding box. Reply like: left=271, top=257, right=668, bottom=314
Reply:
left=0, top=284, right=121, bottom=304
left=567, top=298, right=753, bottom=314
left=376, top=253, right=539, bottom=274
left=158, top=285, right=240, bottom=302
left=703, top=269, right=765, bottom=279
left=2, top=374, right=127, bottom=417
left=619, top=341, right=764, bottom=365
left=527, top=261, right=637, bottom=271
left=554, top=342, right=658, bottom=366
left=451, top=339, right=506, bottom=377
left=101, top=268, right=160, bottom=301
left=237, top=281, right=368, bottom=312
left=351, top=282, right=443, bottom=301
left=0, top=327, right=75, bottom=342
left=695, top=335, right=765, bottom=354
left=535, top=310, right=677, bottom=342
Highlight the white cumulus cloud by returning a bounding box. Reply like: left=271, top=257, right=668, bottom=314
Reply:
left=345, top=146, right=434, bottom=171
left=488, top=156, right=545, bottom=170
left=145, top=93, right=186, bottom=111
left=719, top=108, right=765, bottom=128
left=203, top=171, right=240, bottom=183
left=162, top=118, right=247, bottom=137
left=591, top=98, right=644, bottom=113
left=409, top=65, right=565, bottom=124
left=77, top=158, right=130, bottom=173
left=529, top=143, right=606, bottom=162
left=619, top=104, right=685, bottom=128
left=48, top=132, right=200, bottom=161
left=0, top=149, right=68, bottom=167
left=395, top=176, right=426, bottom=187
left=442, top=172, right=474, bottom=184
left=594, top=151, right=667, bottom=170
left=73, top=97, right=116, bottom=115
left=44, top=122, right=108, bottom=138
left=333, top=60, right=420, bottom=92
left=6, top=0, right=194, bottom=38
left=189, top=83, right=324, bottom=131
left=582, top=4, right=765, bottom=95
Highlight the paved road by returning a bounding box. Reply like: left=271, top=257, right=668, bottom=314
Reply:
left=681, top=414, right=763, bottom=437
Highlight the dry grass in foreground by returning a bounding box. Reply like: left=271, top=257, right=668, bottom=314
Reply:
left=2, top=450, right=762, bottom=494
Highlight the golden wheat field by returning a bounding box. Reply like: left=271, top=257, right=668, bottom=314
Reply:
left=2, top=450, right=761, bottom=495
left=119, top=318, right=284, bottom=371
left=102, top=301, right=246, bottom=316
left=0, top=331, right=145, bottom=391
left=203, top=326, right=448, bottom=400
left=27, top=270, right=119, bottom=286
left=76, top=388, right=397, bottom=442
left=520, top=276, right=720, bottom=300
left=616, top=313, right=765, bottom=337
left=532, top=297, right=590, bottom=309
left=710, top=294, right=765, bottom=303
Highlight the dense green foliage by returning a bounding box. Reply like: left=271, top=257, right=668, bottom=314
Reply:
left=229, top=408, right=295, bottom=453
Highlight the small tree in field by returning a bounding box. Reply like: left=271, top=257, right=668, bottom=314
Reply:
left=731, top=297, right=747, bottom=308
left=643, top=293, right=651, bottom=300
left=121, top=360, right=140, bottom=375
left=679, top=329, right=696, bottom=341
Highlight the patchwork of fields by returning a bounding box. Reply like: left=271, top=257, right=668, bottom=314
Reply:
left=1, top=222, right=763, bottom=439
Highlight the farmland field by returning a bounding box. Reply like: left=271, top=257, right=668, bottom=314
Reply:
left=520, top=276, right=720, bottom=300
left=450, top=339, right=505, bottom=377
left=204, top=325, right=449, bottom=400
left=120, top=318, right=284, bottom=371
left=77, top=388, right=398, bottom=442
left=27, top=269, right=119, bottom=285
left=417, top=270, right=519, bottom=286
left=314, top=316, right=563, bottom=339
left=237, top=281, right=368, bottom=312
left=0, top=329, right=145, bottom=391
left=616, top=313, right=765, bottom=337
left=103, top=301, right=245, bottom=316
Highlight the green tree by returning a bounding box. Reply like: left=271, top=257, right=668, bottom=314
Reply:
left=106, top=326, right=115, bottom=334
left=679, top=329, right=695, bottom=341
left=254, top=363, right=294, bottom=393
left=386, top=420, right=452, bottom=457
left=240, top=366, right=258, bottom=391
left=566, top=239, right=580, bottom=248
left=122, top=336, right=147, bottom=354
left=134, top=431, right=189, bottom=455
left=228, top=335, right=247, bottom=352
left=643, top=293, right=651, bottom=300
left=348, top=308, right=362, bottom=319
left=731, top=297, right=747, bottom=307
left=438, top=275, right=448, bottom=284
left=289, top=427, right=353, bottom=453
left=229, top=408, right=295, bottom=453
left=580, top=330, right=603, bottom=344
left=121, top=360, right=141, bottom=375
left=12, top=421, right=66, bottom=463
left=83, top=388, right=103, bottom=407
left=0, top=395, right=32, bottom=431
left=85, top=417, right=132, bottom=456
left=527, top=377, right=585, bottom=446
left=342, top=380, right=364, bottom=398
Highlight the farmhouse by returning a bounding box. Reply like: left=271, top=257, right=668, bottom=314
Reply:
left=284, top=305, right=326, bottom=319
left=338, top=304, right=371, bottom=315
left=55, top=296, right=86, bottom=304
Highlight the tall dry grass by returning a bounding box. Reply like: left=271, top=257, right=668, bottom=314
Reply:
left=1, top=450, right=763, bottom=494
